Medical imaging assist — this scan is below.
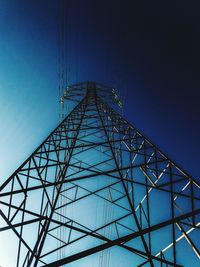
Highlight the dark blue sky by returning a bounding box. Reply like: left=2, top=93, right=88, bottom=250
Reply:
left=0, top=0, right=200, bottom=180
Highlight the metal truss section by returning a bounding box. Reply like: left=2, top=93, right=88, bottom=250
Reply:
left=0, top=82, right=199, bottom=267
left=60, top=81, right=123, bottom=109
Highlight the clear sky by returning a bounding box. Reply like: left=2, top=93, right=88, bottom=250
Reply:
left=0, top=1, right=200, bottom=266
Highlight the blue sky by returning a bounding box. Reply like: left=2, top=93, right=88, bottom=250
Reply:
left=0, top=1, right=59, bottom=180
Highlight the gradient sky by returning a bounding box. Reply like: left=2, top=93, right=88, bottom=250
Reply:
left=0, top=0, right=200, bottom=184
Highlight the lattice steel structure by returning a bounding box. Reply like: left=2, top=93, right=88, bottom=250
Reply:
left=0, top=82, right=200, bottom=267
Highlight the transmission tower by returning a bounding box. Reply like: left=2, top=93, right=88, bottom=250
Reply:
left=0, top=82, right=199, bottom=267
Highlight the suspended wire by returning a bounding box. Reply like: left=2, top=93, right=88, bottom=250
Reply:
left=98, top=174, right=114, bottom=267
left=57, top=0, right=69, bottom=261
left=65, top=0, right=71, bottom=88
left=58, top=0, right=68, bottom=119
left=58, top=0, right=86, bottom=118
left=65, top=1, right=71, bottom=115
left=74, top=16, right=79, bottom=84
left=65, top=0, right=69, bottom=88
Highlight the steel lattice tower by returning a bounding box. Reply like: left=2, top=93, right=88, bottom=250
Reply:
left=0, top=82, right=200, bottom=267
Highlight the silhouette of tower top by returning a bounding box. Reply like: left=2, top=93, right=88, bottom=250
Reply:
left=0, top=82, right=199, bottom=267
